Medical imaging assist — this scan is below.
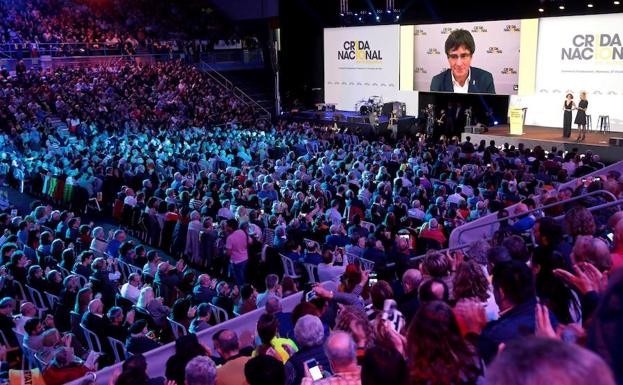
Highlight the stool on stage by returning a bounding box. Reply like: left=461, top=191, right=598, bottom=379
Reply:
left=586, top=115, right=592, bottom=131
left=597, top=115, right=610, bottom=133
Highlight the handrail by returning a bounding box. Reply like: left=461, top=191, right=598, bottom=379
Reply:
left=454, top=189, right=617, bottom=245
left=386, top=241, right=474, bottom=269
left=553, top=197, right=623, bottom=221
left=198, top=60, right=233, bottom=89
left=198, top=60, right=271, bottom=121
left=233, top=86, right=272, bottom=120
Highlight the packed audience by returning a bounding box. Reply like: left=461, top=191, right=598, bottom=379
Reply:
left=0, top=168, right=622, bottom=385
left=0, top=27, right=621, bottom=385
left=0, top=0, right=234, bottom=58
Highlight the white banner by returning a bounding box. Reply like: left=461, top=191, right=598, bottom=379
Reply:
left=521, top=14, right=623, bottom=132
left=412, top=20, right=521, bottom=95
left=324, top=25, right=400, bottom=111
left=535, top=14, right=623, bottom=95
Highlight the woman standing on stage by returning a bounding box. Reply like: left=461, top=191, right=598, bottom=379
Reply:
left=563, top=93, right=575, bottom=138
left=575, top=91, right=589, bottom=142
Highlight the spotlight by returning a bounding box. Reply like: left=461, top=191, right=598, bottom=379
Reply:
left=559, top=4, right=565, bottom=9
left=494, top=121, right=499, bottom=125
left=358, top=17, right=362, bottom=21
left=376, top=15, right=380, bottom=21
left=587, top=2, right=593, bottom=7
left=395, top=15, right=400, bottom=20
left=538, top=7, right=544, bottom=12
left=387, top=9, right=391, bottom=13
left=615, top=1, right=621, bottom=5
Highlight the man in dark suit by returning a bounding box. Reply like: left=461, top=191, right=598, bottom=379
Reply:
left=430, top=29, right=495, bottom=94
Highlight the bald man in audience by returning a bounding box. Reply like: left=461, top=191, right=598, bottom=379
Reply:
left=399, top=269, right=422, bottom=323
left=572, top=236, right=612, bottom=272
left=301, top=331, right=360, bottom=385
left=216, top=330, right=250, bottom=385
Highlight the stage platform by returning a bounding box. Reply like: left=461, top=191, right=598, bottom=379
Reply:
left=462, top=125, right=623, bottom=163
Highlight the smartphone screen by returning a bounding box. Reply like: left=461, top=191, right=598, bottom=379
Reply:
left=369, top=272, right=378, bottom=286
left=305, top=290, right=318, bottom=302
left=305, top=359, right=323, bottom=381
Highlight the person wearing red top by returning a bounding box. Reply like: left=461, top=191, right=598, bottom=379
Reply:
left=420, top=218, right=447, bottom=247
left=43, top=347, right=91, bottom=385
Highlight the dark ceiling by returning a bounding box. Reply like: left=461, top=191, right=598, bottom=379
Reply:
left=280, top=0, right=622, bottom=27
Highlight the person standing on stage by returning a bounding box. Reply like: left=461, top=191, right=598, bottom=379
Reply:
left=562, top=93, right=575, bottom=138
left=575, top=91, right=589, bottom=142
left=436, top=109, right=448, bottom=136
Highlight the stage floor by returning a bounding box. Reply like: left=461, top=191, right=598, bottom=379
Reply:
left=462, top=125, right=623, bottom=162
left=485, top=125, right=611, bottom=147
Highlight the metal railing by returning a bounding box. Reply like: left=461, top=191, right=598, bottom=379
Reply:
left=198, top=60, right=233, bottom=89
left=553, top=197, right=623, bottom=221
left=385, top=241, right=474, bottom=269
left=1, top=42, right=141, bottom=58
left=453, top=189, right=618, bottom=245
left=200, top=49, right=263, bottom=66
left=198, top=60, right=271, bottom=122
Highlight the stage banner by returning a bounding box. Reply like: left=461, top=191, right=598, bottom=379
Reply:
left=509, top=107, right=525, bottom=135
left=324, top=25, right=400, bottom=111
left=535, top=14, right=623, bottom=95
left=412, top=20, right=521, bottom=95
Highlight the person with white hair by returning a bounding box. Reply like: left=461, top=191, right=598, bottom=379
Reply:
left=136, top=286, right=170, bottom=328
left=285, top=315, right=331, bottom=385
left=419, top=218, right=447, bottom=246
left=511, top=203, right=536, bottom=233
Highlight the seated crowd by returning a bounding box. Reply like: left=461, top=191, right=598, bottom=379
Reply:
left=0, top=176, right=622, bottom=385
left=0, top=40, right=619, bottom=385
left=0, top=0, right=224, bottom=57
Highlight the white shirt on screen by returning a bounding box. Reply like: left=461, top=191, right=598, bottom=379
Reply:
left=452, top=70, right=471, bottom=94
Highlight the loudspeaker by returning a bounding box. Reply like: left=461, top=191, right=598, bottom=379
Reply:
left=382, top=102, right=406, bottom=117
left=609, top=137, right=623, bottom=146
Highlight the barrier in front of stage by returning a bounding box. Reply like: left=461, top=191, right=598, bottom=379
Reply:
left=448, top=159, right=623, bottom=248
left=67, top=291, right=304, bottom=385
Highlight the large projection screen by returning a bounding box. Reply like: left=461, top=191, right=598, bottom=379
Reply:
left=324, top=25, right=400, bottom=111
left=515, top=13, right=623, bottom=131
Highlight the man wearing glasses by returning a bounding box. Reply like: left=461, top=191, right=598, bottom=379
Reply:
left=430, top=29, right=496, bottom=94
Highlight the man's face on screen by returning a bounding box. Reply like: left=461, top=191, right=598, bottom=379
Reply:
left=447, top=45, right=472, bottom=81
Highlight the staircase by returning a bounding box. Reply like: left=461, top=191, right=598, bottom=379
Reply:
left=198, top=61, right=274, bottom=122
left=225, top=69, right=275, bottom=118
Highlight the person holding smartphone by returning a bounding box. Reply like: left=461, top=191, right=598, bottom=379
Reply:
left=301, top=332, right=360, bottom=385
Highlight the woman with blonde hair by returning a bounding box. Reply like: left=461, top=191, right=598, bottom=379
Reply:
left=136, top=286, right=170, bottom=328
left=575, top=91, right=589, bottom=142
